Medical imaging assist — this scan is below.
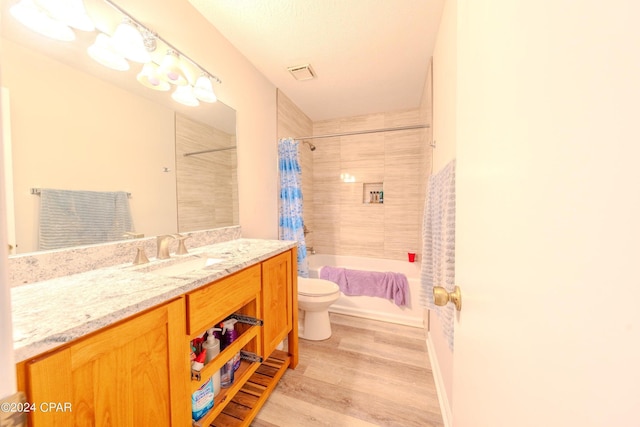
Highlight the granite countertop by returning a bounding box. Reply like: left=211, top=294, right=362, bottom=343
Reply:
left=11, top=238, right=296, bottom=362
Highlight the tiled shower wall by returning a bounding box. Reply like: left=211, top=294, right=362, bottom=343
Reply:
left=175, top=113, right=238, bottom=232
left=277, top=84, right=432, bottom=261
left=312, top=110, right=430, bottom=260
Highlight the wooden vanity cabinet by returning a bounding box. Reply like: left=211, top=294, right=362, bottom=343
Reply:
left=17, top=247, right=298, bottom=427
left=261, top=249, right=298, bottom=359
left=189, top=248, right=298, bottom=426
left=24, top=298, right=190, bottom=427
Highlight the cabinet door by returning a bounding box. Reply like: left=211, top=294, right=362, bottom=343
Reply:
left=261, top=250, right=293, bottom=357
left=27, top=299, right=190, bottom=427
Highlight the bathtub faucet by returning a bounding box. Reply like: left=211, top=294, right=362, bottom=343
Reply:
left=307, top=246, right=316, bottom=255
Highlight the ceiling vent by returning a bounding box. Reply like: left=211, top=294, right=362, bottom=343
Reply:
left=287, top=64, right=316, bottom=81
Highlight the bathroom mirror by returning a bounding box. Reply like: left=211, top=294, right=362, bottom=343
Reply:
left=1, top=0, right=239, bottom=254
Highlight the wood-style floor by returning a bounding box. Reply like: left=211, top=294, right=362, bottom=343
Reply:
left=252, top=313, right=444, bottom=427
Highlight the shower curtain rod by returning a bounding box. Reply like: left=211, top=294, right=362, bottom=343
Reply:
left=295, top=124, right=429, bottom=141
left=183, top=146, right=237, bottom=157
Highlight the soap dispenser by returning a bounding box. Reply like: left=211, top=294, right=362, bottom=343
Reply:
left=221, top=318, right=240, bottom=371
left=202, top=328, right=222, bottom=396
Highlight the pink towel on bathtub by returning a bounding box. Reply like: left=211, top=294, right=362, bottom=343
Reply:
left=319, top=266, right=409, bottom=307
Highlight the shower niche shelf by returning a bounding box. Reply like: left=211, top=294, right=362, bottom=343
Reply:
left=363, top=182, right=384, bottom=204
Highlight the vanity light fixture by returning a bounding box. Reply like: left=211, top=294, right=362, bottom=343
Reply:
left=171, top=84, right=200, bottom=107
left=110, top=18, right=152, bottom=64
left=11, top=0, right=222, bottom=107
left=37, top=0, right=95, bottom=32
left=158, top=49, right=188, bottom=86
left=102, top=0, right=221, bottom=103
left=9, top=0, right=96, bottom=41
left=136, top=62, right=170, bottom=91
left=87, top=33, right=129, bottom=71
left=193, top=74, right=218, bottom=103
left=9, top=0, right=77, bottom=41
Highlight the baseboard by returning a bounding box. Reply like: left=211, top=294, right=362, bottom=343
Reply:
left=328, top=306, right=424, bottom=328
left=426, top=331, right=453, bottom=427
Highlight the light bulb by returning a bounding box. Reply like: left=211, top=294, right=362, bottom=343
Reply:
left=87, top=33, right=129, bottom=71
left=172, top=85, right=199, bottom=107
left=10, top=0, right=75, bottom=41
left=137, top=63, right=170, bottom=91
left=110, top=19, right=151, bottom=64
left=193, top=74, right=217, bottom=103
left=36, top=0, right=95, bottom=32
left=159, top=50, right=188, bottom=85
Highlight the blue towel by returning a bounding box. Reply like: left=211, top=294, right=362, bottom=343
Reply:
left=320, top=266, right=409, bottom=307
left=38, top=188, right=134, bottom=250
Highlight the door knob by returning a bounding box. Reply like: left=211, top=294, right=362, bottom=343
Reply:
left=433, top=286, right=462, bottom=311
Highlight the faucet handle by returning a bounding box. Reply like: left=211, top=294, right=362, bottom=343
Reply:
left=175, top=234, right=191, bottom=255
left=133, top=247, right=150, bottom=265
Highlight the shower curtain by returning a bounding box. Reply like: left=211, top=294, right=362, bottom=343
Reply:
left=278, top=137, right=309, bottom=277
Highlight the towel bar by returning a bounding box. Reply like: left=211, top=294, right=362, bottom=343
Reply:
left=30, top=188, right=132, bottom=198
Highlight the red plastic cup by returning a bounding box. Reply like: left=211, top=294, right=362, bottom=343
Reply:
left=408, top=252, right=416, bottom=262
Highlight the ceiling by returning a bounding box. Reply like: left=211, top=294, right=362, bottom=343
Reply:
left=190, top=0, right=445, bottom=122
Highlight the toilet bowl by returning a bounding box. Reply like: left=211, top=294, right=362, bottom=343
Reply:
left=297, top=277, right=341, bottom=340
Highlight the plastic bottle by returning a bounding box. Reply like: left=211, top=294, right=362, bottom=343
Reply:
left=202, top=328, right=222, bottom=396
left=191, top=350, right=206, bottom=371
left=220, top=359, right=234, bottom=388
left=221, top=318, right=241, bottom=371
left=202, top=328, right=222, bottom=364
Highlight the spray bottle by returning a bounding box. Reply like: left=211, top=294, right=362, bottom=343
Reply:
left=202, top=328, right=222, bottom=396
left=221, top=318, right=240, bottom=371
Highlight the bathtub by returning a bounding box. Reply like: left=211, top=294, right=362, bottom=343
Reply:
left=307, top=254, right=424, bottom=328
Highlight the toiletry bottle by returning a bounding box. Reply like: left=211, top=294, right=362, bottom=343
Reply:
left=191, top=349, right=206, bottom=372
left=202, top=328, right=222, bottom=396
left=203, top=328, right=222, bottom=364
left=220, top=359, right=235, bottom=388
left=221, top=318, right=240, bottom=371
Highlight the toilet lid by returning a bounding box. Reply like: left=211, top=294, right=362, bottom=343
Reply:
left=298, top=277, right=340, bottom=297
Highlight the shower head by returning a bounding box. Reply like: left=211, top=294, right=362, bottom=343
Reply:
left=303, top=141, right=316, bottom=151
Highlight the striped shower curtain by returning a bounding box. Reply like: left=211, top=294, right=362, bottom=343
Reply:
left=278, top=137, right=309, bottom=277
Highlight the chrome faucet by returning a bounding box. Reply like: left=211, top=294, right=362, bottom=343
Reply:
left=156, top=235, right=175, bottom=259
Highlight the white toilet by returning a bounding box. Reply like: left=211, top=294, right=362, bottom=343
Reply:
left=297, top=277, right=341, bottom=340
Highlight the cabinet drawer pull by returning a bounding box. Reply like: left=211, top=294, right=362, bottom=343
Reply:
left=230, top=313, right=263, bottom=326
left=240, top=350, right=263, bottom=363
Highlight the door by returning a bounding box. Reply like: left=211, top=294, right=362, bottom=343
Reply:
left=261, top=250, right=293, bottom=357
left=450, top=1, right=640, bottom=426
left=27, top=299, right=190, bottom=426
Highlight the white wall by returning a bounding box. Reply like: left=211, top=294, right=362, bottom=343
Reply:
left=432, top=0, right=457, bottom=172
left=0, top=90, right=17, bottom=398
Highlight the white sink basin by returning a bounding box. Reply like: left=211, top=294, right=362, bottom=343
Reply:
left=149, top=256, right=224, bottom=277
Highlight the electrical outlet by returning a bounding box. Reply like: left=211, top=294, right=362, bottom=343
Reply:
left=0, top=392, right=27, bottom=427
